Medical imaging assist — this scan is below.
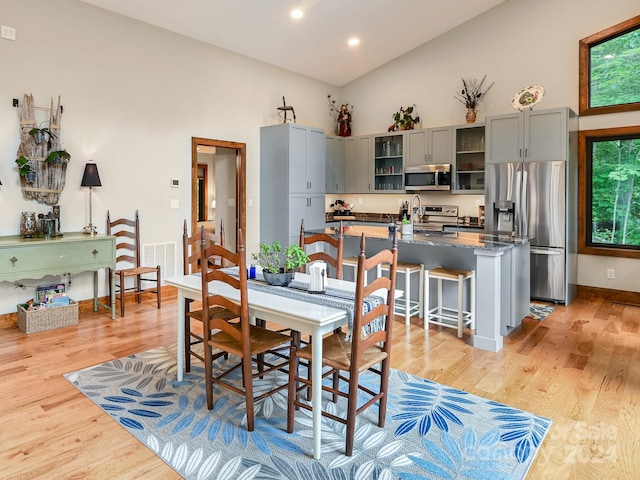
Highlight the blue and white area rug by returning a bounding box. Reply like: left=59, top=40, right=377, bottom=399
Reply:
left=528, top=303, right=555, bottom=321
left=64, top=345, right=551, bottom=479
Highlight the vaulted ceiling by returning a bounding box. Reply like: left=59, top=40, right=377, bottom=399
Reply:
left=79, top=0, right=506, bottom=86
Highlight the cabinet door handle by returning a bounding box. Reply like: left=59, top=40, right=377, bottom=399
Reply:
left=519, top=148, right=523, bottom=158
left=10, top=256, right=18, bottom=267
left=92, top=249, right=98, bottom=257
left=524, top=148, right=528, bottom=158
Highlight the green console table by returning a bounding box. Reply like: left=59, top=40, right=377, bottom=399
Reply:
left=0, top=233, right=116, bottom=319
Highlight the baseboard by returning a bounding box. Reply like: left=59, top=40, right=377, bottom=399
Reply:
left=577, top=285, right=640, bottom=306
left=0, top=285, right=177, bottom=329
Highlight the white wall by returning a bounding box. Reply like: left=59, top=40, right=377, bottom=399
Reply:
left=1, top=0, right=638, bottom=314
left=341, top=0, right=640, bottom=294
left=0, top=0, right=338, bottom=314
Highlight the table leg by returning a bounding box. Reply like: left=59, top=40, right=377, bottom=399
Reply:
left=176, top=290, right=186, bottom=381
left=110, top=272, right=116, bottom=320
left=312, top=327, right=323, bottom=459
left=93, top=271, right=98, bottom=312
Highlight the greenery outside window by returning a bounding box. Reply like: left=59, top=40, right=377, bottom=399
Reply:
left=579, top=15, right=640, bottom=116
left=579, top=126, right=640, bottom=259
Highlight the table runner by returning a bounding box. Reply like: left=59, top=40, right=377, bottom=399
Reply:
left=220, top=268, right=385, bottom=336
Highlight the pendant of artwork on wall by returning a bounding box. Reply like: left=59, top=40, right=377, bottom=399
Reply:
left=14, top=94, right=71, bottom=205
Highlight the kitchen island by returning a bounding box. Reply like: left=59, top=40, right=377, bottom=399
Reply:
left=307, top=225, right=530, bottom=352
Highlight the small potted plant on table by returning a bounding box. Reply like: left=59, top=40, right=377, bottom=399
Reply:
left=251, top=241, right=309, bottom=286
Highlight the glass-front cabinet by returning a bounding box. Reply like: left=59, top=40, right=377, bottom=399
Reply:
left=453, top=125, right=485, bottom=194
left=373, top=133, right=404, bottom=192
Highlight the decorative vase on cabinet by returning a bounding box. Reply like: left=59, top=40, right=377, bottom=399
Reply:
left=466, top=108, right=477, bottom=124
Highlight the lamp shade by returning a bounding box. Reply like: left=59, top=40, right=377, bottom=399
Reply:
left=81, top=162, right=102, bottom=187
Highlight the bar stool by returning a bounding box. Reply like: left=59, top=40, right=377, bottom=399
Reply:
left=424, top=267, right=475, bottom=338
left=342, top=256, right=364, bottom=283
left=344, top=257, right=423, bottom=325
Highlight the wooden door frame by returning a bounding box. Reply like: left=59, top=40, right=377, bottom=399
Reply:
left=191, top=137, right=246, bottom=250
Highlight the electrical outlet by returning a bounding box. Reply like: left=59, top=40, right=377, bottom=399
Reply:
left=170, top=199, right=179, bottom=209
left=607, top=269, right=615, bottom=279
left=358, top=198, right=363, bottom=204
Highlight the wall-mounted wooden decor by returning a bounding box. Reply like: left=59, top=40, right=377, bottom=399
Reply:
left=15, top=94, right=69, bottom=205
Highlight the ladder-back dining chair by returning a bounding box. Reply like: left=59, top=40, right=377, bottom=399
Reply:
left=182, top=219, right=235, bottom=372
left=200, top=228, right=292, bottom=431
left=299, top=218, right=344, bottom=279
left=287, top=232, right=398, bottom=456
left=106, top=210, right=161, bottom=317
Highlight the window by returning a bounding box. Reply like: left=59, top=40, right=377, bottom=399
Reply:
left=579, top=127, right=640, bottom=258
left=579, top=15, right=640, bottom=116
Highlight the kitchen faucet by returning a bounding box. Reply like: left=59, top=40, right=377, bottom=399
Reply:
left=410, top=194, right=422, bottom=226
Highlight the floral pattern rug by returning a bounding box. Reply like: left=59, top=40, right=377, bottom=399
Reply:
left=64, top=345, right=551, bottom=480
left=528, top=303, right=556, bottom=321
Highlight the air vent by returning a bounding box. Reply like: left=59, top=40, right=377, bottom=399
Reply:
left=142, top=242, right=177, bottom=283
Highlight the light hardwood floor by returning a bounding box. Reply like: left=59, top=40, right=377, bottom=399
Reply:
left=1, top=291, right=638, bottom=479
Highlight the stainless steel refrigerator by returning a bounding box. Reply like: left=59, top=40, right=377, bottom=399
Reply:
left=485, top=160, right=577, bottom=304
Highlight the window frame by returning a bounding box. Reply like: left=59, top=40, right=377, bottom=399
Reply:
left=578, top=126, right=640, bottom=258
left=579, top=15, right=640, bottom=116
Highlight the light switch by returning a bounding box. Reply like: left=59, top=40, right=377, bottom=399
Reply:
left=170, top=199, right=179, bottom=208
left=1, top=25, right=16, bottom=41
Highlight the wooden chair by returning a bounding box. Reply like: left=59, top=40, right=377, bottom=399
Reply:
left=287, top=233, right=398, bottom=456
left=299, top=218, right=344, bottom=279
left=182, top=219, right=235, bottom=372
left=200, top=228, right=292, bottom=431
left=107, top=210, right=161, bottom=317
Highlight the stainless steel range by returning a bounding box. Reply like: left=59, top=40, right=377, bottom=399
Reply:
left=416, top=205, right=458, bottom=231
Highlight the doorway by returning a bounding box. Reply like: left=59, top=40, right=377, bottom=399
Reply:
left=191, top=137, right=246, bottom=251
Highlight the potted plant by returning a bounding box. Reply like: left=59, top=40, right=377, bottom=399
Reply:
left=15, top=156, right=37, bottom=183
left=389, top=104, right=420, bottom=132
left=251, top=240, right=309, bottom=286
left=45, top=149, right=71, bottom=165
left=29, top=125, right=58, bottom=145
left=16, top=149, right=71, bottom=182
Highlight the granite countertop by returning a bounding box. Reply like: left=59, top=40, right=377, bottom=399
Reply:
left=312, top=225, right=528, bottom=252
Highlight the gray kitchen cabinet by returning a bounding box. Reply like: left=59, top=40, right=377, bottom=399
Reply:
left=452, top=124, right=485, bottom=194
left=260, top=123, right=326, bottom=247
left=373, top=133, right=404, bottom=192
left=405, top=126, right=452, bottom=166
left=486, top=107, right=569, bottom=164
left=356, top=135, right=373, bottom=193
left=288, top=194, right=326, bottom=246
left=325, top=135, right=345, bottom=194
left=344, top=136, right=357, bottom=193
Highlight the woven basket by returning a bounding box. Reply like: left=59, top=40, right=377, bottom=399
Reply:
left=17, top=300, right=78, bottom=334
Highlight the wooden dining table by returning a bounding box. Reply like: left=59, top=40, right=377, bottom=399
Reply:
left=165, top=270, right=393, bottom=459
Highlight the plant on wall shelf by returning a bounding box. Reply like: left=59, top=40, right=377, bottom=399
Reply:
left=28, top=124, right=58, bottom=149
left=389, top=105, right=420, bottom=132
left=16, top=149, right=71, bottom=182
left=46, top=149, right=71, bottom=164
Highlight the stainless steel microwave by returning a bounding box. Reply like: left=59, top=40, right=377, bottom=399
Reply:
left=404, top=164, right=451, bottom=191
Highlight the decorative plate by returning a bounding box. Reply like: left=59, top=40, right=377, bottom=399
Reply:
left=511, top=85, right=545, bottom=111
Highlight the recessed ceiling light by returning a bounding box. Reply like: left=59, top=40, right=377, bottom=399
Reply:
left=291, top=9, right=303, bottom=19
left=348, top=37, right=360, bottom=47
